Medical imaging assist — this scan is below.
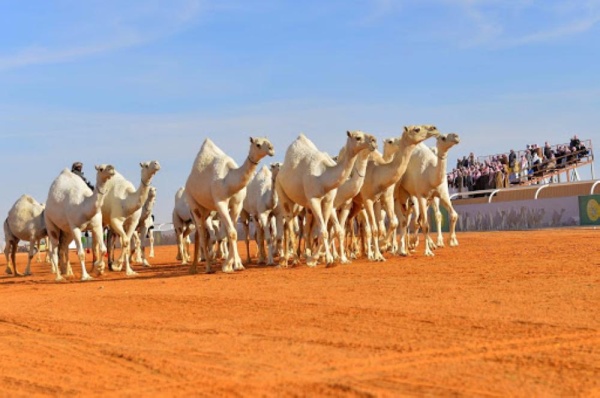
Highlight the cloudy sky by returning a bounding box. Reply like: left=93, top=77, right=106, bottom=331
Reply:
left=1, top=0, right=599, bottom=229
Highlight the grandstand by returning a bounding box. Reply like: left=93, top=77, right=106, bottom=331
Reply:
left=449, top=138, right=595, bottom=197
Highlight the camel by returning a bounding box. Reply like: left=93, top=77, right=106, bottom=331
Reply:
left=45, top=165, right=115, bottom=281
left=329, top=139, right=381, bottom=263
left=353, top=125, right=440, bottom=261
left=172, top=187, right=195, bottom=264
left=3, top=195, right=48, bottom=276
left=185, top=137, right=274, bottom=274
left=276, top=131, right=377, bottom=267
left=102, top=161, right=160, bottom=276
left=395, top=133, right=460, bottom=256
left=241, top=162, right=280, bottom=265
left=131, top=186, right=157, bottom=266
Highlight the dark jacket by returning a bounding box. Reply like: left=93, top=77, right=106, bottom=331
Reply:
left=73, top=169, right=94, bottom=190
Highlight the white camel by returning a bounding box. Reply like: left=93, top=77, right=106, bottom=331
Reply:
left=45, top=165, right=115, bottom=281
left=395, top=133, right=460, bottom=256
left=102, top=161, right=160, bottom=276
left=131, top=186, right=157, bottom=266
left=353, top=125, right=440, bottom=261
left=172, top=187, right=195, bottom=264
left=3, top=195, right=48, bottom=276
left=329, top=140, right=379, bottom=263
left=185, top=137, right=274, bottom=274
left=276, top=131, right=377, bottom=267
left=241, top=162, right=280, bottom=265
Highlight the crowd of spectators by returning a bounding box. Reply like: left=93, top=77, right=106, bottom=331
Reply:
left=447, top=135, right=590, bottom=193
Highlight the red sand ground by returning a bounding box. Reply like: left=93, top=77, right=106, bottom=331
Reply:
left=1, top=229, right=599, bottom=396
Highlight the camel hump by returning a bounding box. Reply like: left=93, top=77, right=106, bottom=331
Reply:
left=199, top=138, right=226, bottom=158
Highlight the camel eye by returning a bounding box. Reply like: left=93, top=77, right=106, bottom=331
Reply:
left=256, top=143, right=261, bottom=148
left=356, top=136, right=362, bottom=142
left=414, top=127, right=421, bottom=133
left=442, top=137, right=446, bottom=141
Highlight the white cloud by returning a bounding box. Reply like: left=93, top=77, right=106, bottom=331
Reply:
left=438, top=0, right=600, bottom=48
left=0, top=0, right=205, bottom=71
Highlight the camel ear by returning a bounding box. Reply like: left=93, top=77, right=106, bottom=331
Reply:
left=403, top=126, right=408, bottom=133
left=250, top=137, right=255, bottom=144
left=347, top=131, right=352, bottom=138
left=95, top=165, right=101, bottom=171
left=140, top=162, right=148, bottom=168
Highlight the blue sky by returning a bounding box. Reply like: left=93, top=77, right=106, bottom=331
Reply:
left=1, top=0, right=599, bottom=229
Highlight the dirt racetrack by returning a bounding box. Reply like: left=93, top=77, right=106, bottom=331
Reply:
left=1, top=228, right=599, bottom=397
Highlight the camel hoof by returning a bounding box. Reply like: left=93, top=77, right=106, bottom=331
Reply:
left=81, top=275, right=94, bottom=281
left=5, top=267, right=13, bottom=275
left=126, top=270, right=138, bottom=276
left=55, top=276, right=66, bottom=282
left=234, top=262, right=245, bottom=271
left=142, top=261, right=151, bottom=268
left=222, top=266, right=235, bottom=274
left=189, top=266, right=198, bottom=275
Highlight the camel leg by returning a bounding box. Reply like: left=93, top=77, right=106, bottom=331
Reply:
left=331, top=210, right=349, bottom=264
left=396, top=202, right=409, bottom=257
left=240, top=211, right=251, bottom=265
left=365, top=200, right=385, bottom=262
left=382, top=195, right=398, bottom=253
left=7, top=239, right=21, bottom=276
left=230, top=201, right=245, bottom=271
left=257, top=213, right=271, bottom=265
left=183, top=229, right=192, bottom=263
left=106, top=229, right=117, bottom=271
left=175, top=226, right=187, bottom=264
left=417, top=197, right=434, bottom=257
left=90, top=224, right=106, bottom=275
left=137, top=226, right=152, bottom=267
left=307, top=197, right=333, bottom=266
left=430, top=198, right=445, bottom=248
left=148, top=231, right=155, bottom=258
left=190, top=220, right=201, bottom=274
left=357, top=209, right=373, bottom=260
left=47, top=229, right=63, bottom=282
left=24, top=240, right=38, bottom=276
left=439, top=194, right=459, bottom=247
left=111, top=221, right=137, bottom=275
left=214, top=201, right=238, bottom=273
left=70, top=228, right=92, bottom=281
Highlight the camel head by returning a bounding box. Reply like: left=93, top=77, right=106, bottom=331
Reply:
left=346, top=130, right=378, bottom=156
left=140, top=161, right=161, bottom=185
left=270, top=162, right=282, bottom=181
left=402, top=125, right=440, bottom=145
left=433, top=133, right=460, bottom=160
left=249, top=137, right=275, bottom=164
left=147, top=186, right=157, bottom=202
left=94, top=164, right=116, bottom=186
left=383, top=137, right=400, bottom=159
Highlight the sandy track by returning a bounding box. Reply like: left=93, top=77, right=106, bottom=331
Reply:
left=1, top=229, right=599, bottom=396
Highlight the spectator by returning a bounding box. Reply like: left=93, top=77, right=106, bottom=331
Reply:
left=71, top=162, right=94, bottom=190
left=519, top=155, right=529, bottom=182
left=543, top=141, right=553, bottom=160
left=508, top=149, right=517, bottom=180
left=531, top=151, right=542, bottom=176
left=569, top=135, right=581, bottom=150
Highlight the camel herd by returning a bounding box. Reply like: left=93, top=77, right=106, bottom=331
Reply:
left=4, top=124, right=461, bottom=281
